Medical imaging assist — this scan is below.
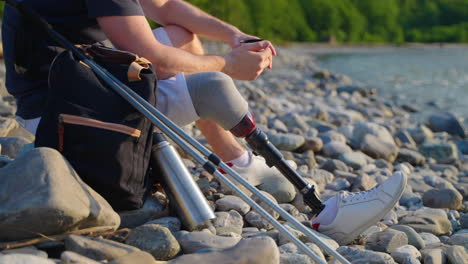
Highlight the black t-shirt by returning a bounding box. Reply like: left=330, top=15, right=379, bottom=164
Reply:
left=2, top=0, right=145, bottom=118
left=8, top=0, right=144, bottom=43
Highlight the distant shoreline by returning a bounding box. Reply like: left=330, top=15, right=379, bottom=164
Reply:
left=282, top=42, right=468, bottom=55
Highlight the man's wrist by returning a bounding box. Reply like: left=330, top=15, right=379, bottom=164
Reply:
left=216, top=55, right=229, bottom=75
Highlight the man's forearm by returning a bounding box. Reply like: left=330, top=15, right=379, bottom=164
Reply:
left=98, top=15, right=226, bottom=79
left=140, top=0, right=241, bottom=43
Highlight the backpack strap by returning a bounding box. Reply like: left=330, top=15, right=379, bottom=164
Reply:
left=128, top=57, right=152, bottom=82
left=81, top=44, right=153, bottom=82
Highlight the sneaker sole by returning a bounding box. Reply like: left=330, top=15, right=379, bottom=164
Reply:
left=336, top=172, right=408, bottom=245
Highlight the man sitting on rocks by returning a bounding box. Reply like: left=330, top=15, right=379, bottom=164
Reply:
left=2, top=0, right=406, bottom=245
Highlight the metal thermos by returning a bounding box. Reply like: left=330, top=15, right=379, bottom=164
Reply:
left=151, top=133, right=215, bottom=230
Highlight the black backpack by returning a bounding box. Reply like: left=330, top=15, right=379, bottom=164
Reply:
left=35, top=45, right=157, bottom=211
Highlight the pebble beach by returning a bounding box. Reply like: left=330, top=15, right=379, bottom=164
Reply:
left=0, top=43, right=466, bottom=263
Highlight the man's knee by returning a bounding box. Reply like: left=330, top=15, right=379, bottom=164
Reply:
left=186, top=72, right=248, bottom=130
left=163, top=25, right=204, bottom=55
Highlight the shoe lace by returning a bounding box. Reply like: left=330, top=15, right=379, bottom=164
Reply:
left=342, top=186, right=379, bottom=203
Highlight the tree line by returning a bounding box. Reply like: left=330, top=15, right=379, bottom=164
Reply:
left=0, top=0, right=467, bottom=43
left=186, top=0, right=468, bottom=43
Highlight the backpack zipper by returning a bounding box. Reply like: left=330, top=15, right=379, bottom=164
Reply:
left=58, top=114, right=141, bottom=151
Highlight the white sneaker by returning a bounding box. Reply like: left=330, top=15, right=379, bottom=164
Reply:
left=229, top=154, right=297, bottom=186
left=315, top=171, right=407, bottom=245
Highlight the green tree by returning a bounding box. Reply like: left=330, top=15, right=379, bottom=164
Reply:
left=248, top=0, right=316, bottom=42
left=299, top=0, right=365, bottom=43
left=352, top=0, right=403, bottom=43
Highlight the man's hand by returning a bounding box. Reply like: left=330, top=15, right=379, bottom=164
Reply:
left=222, top=40, right=273, bottom=81
left=229, top=32, right=277, bottom=69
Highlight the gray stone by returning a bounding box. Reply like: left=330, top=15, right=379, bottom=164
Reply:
left=242, top=230, right=279, bottom=243
left=457, top=140, right=468, bottom=155
left=338, top=152, right=368, bottom=170
left=399, top=191, right=423, bottom=208
left=119, top=195, right=166, bottom=229
left=126, top=224, right=180, bottom=260
left=352, top=122, right=396, bottom=147
left=421, top=247, right=446, bottom=264
left=0, top=118, right=19, bottom=137
left=397, top=149, right=426, bottom=166
left=326, top=177, right=351, bottom=191
left=1, top=247, right=47, bottom=258
left=447, top=210, right=460, bottom=221
left=266, top=132, right=306, bottom=151
left=0, top=154, right=12, bottom=168
left=390, top=245, right=421, bottom=264
left=352, top=172, right=378, bottom=192
left=334, top=170, right=358, bottom=183
left=278, top=224, right=310, bottom=246
left=400, top=209, right=452, bottom=235
left=366, top=229, right=409, bottom=253
left=423, top=175, right=456, bottom=189
left=361, top=225, right=385, bottom=243
left=323, top=141, right=352, bottom=158
left=294, top=151, right=317, bottom=169
left=60, top=251, right=102, bottom=264
left=319, top=130, right=347, bottom=144
left=419, top=232, right=440, bottom=246
left=336, top=246, right=397, bottom=264
left=251, top=191, right=280, bottom=219
left=319, top=159, right=349, bottom=173
left=167, top=236, right=279, bottom=264
left=420, top=142, right=458, bottom=164
left=307, top=169, right=335, bottom=192
left=295, top=137, right=323, bottom=153
left=64, top=235, right=139, bottom=261
left=361, top=134, right=399, bottom=162
left=6, top=126, right=35, bottom=143
left=258, top=175, right=297, bottom=203
left=409, top=125, right=433, bottom=145
left=423, top=188, right=463, bottom=210
left=108, top=251, right=156, bottom=264
left=461, top=214, right=468, bottom=229
left=0, top=137, right=30, bottom=159
left=215, top=195, right=251, bottom=215
left=0, top=148, right=120, bottom=241
left=408, top=178, right=433, bottom=193
left=428, top=112, right=466, bottom=138
left=269, top=119, right=288, bottom=133
left=390, top=225, right=425, bottom=249
left=278, top=223, right=339, bottom=250
left=0, top=254, right=55, bottom=264
left=280, top=253, right=312, bottom=264
left=278, top=204, right=300, bottom=221
left=175, top=230, right=241, bottom=254
left=304, top=243, right=327, bottom=262
left=212, top=211, right=243, bottom=235
left=382, top=210, right=399, bottom=226
left=448, top=233, right=468, bottom=248
left=145, top=217, right=181, bottom=233
left=279, top=113, right=310, bottom=132
left=245, top=211, right=273, bottom=230
left=306, top=119, right=336, bottom=133
left=446, top=245, right=468, bottom=264
left=395, top=130, right=417, bottom=147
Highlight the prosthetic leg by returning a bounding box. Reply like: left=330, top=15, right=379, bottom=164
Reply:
left=184, top=72, right=325, bottom=216
left=230, top=113, right=325, bottom=215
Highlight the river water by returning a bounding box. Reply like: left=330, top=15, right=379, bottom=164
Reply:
left=310, top=45, right=468, bottom=124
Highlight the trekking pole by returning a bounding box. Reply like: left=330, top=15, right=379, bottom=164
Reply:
left=3, top=1, right=350, bottom=263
